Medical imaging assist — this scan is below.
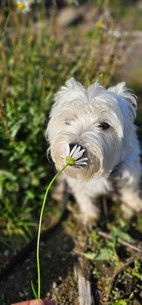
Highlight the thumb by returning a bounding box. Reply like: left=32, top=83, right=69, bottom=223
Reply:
left=30, top=300, right=55, bottom=305
left=11, top=299, right=55, bottom=305
left=30, top=300, right=45, bottom=305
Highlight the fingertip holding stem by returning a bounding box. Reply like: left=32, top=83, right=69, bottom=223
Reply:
left=11, top=299, right=55, bottom=305
left=30, top=299, right=55, bottom=305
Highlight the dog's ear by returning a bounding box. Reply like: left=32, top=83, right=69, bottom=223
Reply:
left=54, top=77, right=87, bottom=106
left=65, top=77, right=85, bottom=90
left=108, top=82, right=137, bottom=121
left=65, top=77, right=78, bottom=88
left=108, top=82, right=137, bottom=108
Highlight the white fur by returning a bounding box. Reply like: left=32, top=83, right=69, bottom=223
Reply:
left=46, top=78, right=142, bottom=222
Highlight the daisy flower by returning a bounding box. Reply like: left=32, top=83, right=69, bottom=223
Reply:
left=16, top=0, right=31, bottom=13
left=96, top=21, right=106, bottom=29
left=62, top=144, right=88, bottom=168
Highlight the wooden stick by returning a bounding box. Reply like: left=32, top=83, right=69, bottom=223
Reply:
left=103, top=257, right=136, bottom=305
left=74, top=255, right=95, bottom=305
left=98, top=230, right=142, bottom=253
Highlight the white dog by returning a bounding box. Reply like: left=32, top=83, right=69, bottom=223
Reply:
left=46, top=78, right=142, bottom=223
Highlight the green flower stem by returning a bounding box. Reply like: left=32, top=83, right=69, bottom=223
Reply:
left=1, top=0, right=12, bottom=40
left=35, top=162, right=69, bottom=299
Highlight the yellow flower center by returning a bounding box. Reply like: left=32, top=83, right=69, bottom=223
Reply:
left=18, top=3, right=25, bottom=10
left=66, top=155, right=76, bottom=166
left=9, top=58, right=14, bottom=65
left=97, top=21, right=104, bottom=28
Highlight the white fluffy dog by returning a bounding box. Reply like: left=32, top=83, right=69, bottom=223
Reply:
left=46, top=78, right=142, bottom=223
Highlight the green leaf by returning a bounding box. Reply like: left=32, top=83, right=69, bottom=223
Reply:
left=31, top=280, right=38, bottom=299
left=83, top=252, right=96, bottom=260
left=111, top=226, right=134, bottom=243
left=10, top=118, right=26, bottom=138
left=95, top=248, right=116, bottom=262
left=114, top=300, right=127, bottom=305
left=0, top=170, right=16, bottom=181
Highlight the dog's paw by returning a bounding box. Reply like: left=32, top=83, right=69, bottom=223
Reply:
left=121, top=189, right=142, bottom=219
left=121, top=188, right=142, bottom=212
left=121, top=204, right=135, bottom=219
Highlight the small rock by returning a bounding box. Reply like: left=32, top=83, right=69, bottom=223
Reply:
left=53, top=281, right=57, bottom=289
left=46, top=292, right=51, bottom=298
left=4, top=250, right=10, bottom=257
left=19, top=291, right=25, bottom=298
left=46, top=253, right=52, bottom=259
left=8, top=274, right=15, bottom=280
left=26, top=265, right=30, bottom=270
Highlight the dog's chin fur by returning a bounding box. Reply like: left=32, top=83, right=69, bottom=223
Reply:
left=46, top=77, right=142, bottom=223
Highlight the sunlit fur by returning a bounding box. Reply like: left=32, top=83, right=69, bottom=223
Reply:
left=46, top=78, right=142, bottom=222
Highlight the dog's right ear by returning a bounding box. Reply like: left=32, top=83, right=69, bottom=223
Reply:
left=108, top=82, right=137, bottom=109
left=108, top=82, right=137, bottom=121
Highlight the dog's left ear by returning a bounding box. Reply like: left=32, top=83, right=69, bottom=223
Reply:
left=65, top=77, right=79, bottom=88
left=108, top=82, right=137, bottom=121
left=65, top=77, right=85, bottom=91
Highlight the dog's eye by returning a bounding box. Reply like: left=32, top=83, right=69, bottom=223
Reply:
left=98, top=122, right=110, bottom=130
left=65, top=120, right=71, bottom=125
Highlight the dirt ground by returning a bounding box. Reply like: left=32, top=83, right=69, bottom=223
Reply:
left=0, top=191, right=142, bottom=305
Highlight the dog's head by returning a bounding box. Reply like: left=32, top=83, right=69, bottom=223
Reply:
left=46, top=78, right=137, bottom=180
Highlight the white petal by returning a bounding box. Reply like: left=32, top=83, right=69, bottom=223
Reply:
left=76, top=161, right=87, bottom=165
left=61, top=152, right=64, bottom=158
left=71, top=145, right=81, bottom=157
left=77, top=157, right=88, bottom=162
left=65, top=143, right=70, bottom=156
left=61, top=154, right=66, bottom=165
left=70, top=145, right=78, bottom=157
left=73, top=149, right=85, bottom=160
left=75, top=165, right=83, bottom=169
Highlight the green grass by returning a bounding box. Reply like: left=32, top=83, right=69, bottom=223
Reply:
left=0, top=4, right=125, bottom=248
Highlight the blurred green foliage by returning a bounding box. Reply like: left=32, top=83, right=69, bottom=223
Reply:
left=109, top=0, right=142, bottom=30
left=0, top=1, right=141, bottom=249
